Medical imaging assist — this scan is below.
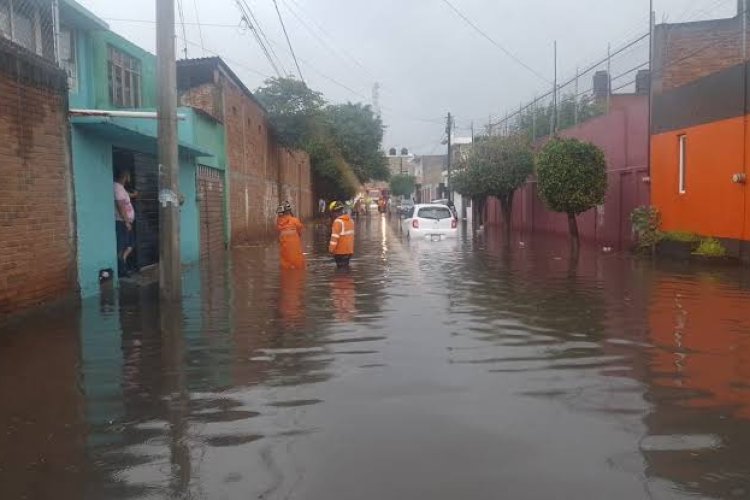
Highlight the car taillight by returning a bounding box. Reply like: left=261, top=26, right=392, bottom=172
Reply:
left=412, top=219, right=419, bottom=229
left=451, top=218, right=457, bottom=229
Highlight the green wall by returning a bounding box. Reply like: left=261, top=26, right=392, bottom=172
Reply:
left=71, top=128, right=118, bottom=296
left=71, top=118, right=204, bottom=296
left=89, top=30, right=157, bottom=110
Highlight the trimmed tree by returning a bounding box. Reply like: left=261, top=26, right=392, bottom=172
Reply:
left=452, top=162, right=489, bottom=230
left=459, top=136, right=534, bottom=240
left=536, top=137, right=607, bottom=253
left=390, top=174, right=417, bottom=198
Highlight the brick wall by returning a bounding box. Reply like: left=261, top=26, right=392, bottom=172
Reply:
left=0, top=40, right=76, bottom=316
left=179, top=62, right=312, bottom=243
left=654, top=12, right=744, bottom=93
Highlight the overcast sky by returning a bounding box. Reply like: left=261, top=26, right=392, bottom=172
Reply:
left=77, top=0, right=737, bottom=154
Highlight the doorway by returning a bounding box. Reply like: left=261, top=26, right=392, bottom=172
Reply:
left=112, top=147, right=160, bottom=270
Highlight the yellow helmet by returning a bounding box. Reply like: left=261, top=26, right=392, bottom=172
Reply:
left=329, top=200, right=345, bottom=212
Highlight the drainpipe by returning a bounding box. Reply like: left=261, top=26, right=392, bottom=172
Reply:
left=69, top=109, right=187, bottom=119
left=52, top=0, right=60, bottom=64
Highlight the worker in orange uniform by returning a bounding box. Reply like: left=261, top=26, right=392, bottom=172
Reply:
left=276, top=201, right=305, bottom=270
left=328, top=200, right=355, bottom=268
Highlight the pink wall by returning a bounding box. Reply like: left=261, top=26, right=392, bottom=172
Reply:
left=486, top=95, right=650, bottom=250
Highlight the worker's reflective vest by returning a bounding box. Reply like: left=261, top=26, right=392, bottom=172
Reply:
left=329, top=215, right=355, bottom=255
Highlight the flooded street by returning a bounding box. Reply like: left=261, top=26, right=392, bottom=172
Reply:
left=3, top=216, right=750, bottom=499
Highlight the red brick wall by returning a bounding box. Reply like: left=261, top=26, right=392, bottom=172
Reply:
left=654, top=14, right=744, bottom=92
left=180, top=64, right=313, bottom=244
left=179, top=81, right=222, bottom=122
left=0, top=42, right=76, bottom=316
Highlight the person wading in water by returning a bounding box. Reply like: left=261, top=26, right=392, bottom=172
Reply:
left=276, top=201, right=305, bottom=270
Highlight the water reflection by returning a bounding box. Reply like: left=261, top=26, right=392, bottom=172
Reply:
left=2, top=218, right=750, bottom=498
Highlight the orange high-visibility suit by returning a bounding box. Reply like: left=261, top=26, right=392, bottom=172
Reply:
left=277, top=214, right=305, bottom=269
left=329, top=214, right=355, bottom=257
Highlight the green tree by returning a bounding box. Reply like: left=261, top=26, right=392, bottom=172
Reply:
left=536, top=137, right=608, bottom=253
left=389, top=174, right=416, bottom=198
left=326, top=103, right=389, bottom=183
left=452, top=161, right=490, bottom=229
left=458, top=136, right=534, bottom=240
left=255, top=80, right=387, bottom=200
left=254, top=77, right=325, bottom=148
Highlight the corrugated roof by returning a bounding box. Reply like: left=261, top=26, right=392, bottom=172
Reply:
left=177, top=57, right=268, bottom=115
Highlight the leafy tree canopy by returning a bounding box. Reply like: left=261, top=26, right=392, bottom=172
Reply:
left=455, top=136, right=534, bottom=237
left=463, top=136, right=533, bottom=200
left=326, top=103, right=389, bottom=183
left=536, top=137, right=607, bottom=216
left=255, top=79, right=388, bottom=199
left=255, top=77, right=325, bottom=117
left=389, top=174, right=417, bottom=198
left=255, top=77, right=325, bottom=148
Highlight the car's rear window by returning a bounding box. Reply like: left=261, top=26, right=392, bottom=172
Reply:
left=417, top=207, right=452, bottom=220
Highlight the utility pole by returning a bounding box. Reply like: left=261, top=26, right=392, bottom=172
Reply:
left=552, top=40, right=558, bottom=136
left=648, top=0, right=654, bottom=176
left=157, top=0, right=182, bottom=302
left=446, top=112, right=452, bottom=201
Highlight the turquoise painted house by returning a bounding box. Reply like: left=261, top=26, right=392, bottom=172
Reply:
left=59, top=1, right=226, bottom=296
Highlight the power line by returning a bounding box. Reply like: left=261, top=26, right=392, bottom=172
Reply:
left=439, top=0, right=550, bottom=83
left=240, top=0, right=287, bottom=75
left=283, top=0, right=375, bottom=79
left=191, top=0, right=206, bottom=55
left=272, top=0, right=305, bottom=83
left=233, top=0, right=284, bottom=77
left=176, top=0, right=188, bottom=58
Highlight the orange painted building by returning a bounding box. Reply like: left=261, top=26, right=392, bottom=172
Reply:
left=651, top=6, right=750, bottom=251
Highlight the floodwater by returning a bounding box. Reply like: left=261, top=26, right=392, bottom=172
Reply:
left=2, top=217, right=750, bottom=500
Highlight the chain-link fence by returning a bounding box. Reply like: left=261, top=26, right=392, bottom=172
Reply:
left=0, top=0, right=60, bottom=63
left=488, top=32, right=651, bottom=141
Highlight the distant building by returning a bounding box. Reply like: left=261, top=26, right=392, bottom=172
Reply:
left=417, top=154, right=447, bottom=202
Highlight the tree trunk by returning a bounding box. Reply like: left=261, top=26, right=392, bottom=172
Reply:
left=568, top=211, right=580, bottom=258
left=499, top=192, right=514, bottom=245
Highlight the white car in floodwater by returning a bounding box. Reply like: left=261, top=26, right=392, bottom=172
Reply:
left=402, top=203, right=458, bottom=241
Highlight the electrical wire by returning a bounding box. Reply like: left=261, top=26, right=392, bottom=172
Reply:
left=283, top=0, right=375, bottom=79
left=233, top=0, right=284, bottom=77
left=272, top=0, right=305, bottom=83
left=240, top=0, right=287, bottom=74
left=191, top=0, right=206, bottom=55
left=176, top=0, right=189, bottom=59
left=178, top=35, right=272, bottom=79
left=439, top=0, right=550, bottom=83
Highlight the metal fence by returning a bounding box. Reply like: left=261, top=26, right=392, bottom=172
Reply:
left=0, top=0, right=60, bottom=62
left=487, top=32, right=651, bottom=141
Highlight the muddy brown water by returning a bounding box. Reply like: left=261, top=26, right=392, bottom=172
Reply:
left=2, top=216, right=750, bottom=499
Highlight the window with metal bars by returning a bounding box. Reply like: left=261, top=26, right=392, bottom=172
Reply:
left=108, top=45, right=142, bottom=108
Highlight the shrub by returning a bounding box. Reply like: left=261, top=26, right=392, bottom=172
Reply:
left=630, top=206, right=662, bottom=252
left=663, top=231, right=701, bottom=243
left=693, top=238, right=728, bottom=257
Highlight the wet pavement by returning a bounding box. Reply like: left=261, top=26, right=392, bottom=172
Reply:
left=2, top=216, right=750, bottom=499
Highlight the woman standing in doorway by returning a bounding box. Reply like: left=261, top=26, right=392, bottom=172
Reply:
left=114, top=168, right=137, bottom=277
left=276, top=201, right=305, bottom=270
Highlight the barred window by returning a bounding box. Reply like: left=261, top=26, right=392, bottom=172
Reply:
left=108, top=45, right=142, bottom=108
left=60, top=26, right=77, bottom=92
left=0, top=0, right=41, bottom=55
